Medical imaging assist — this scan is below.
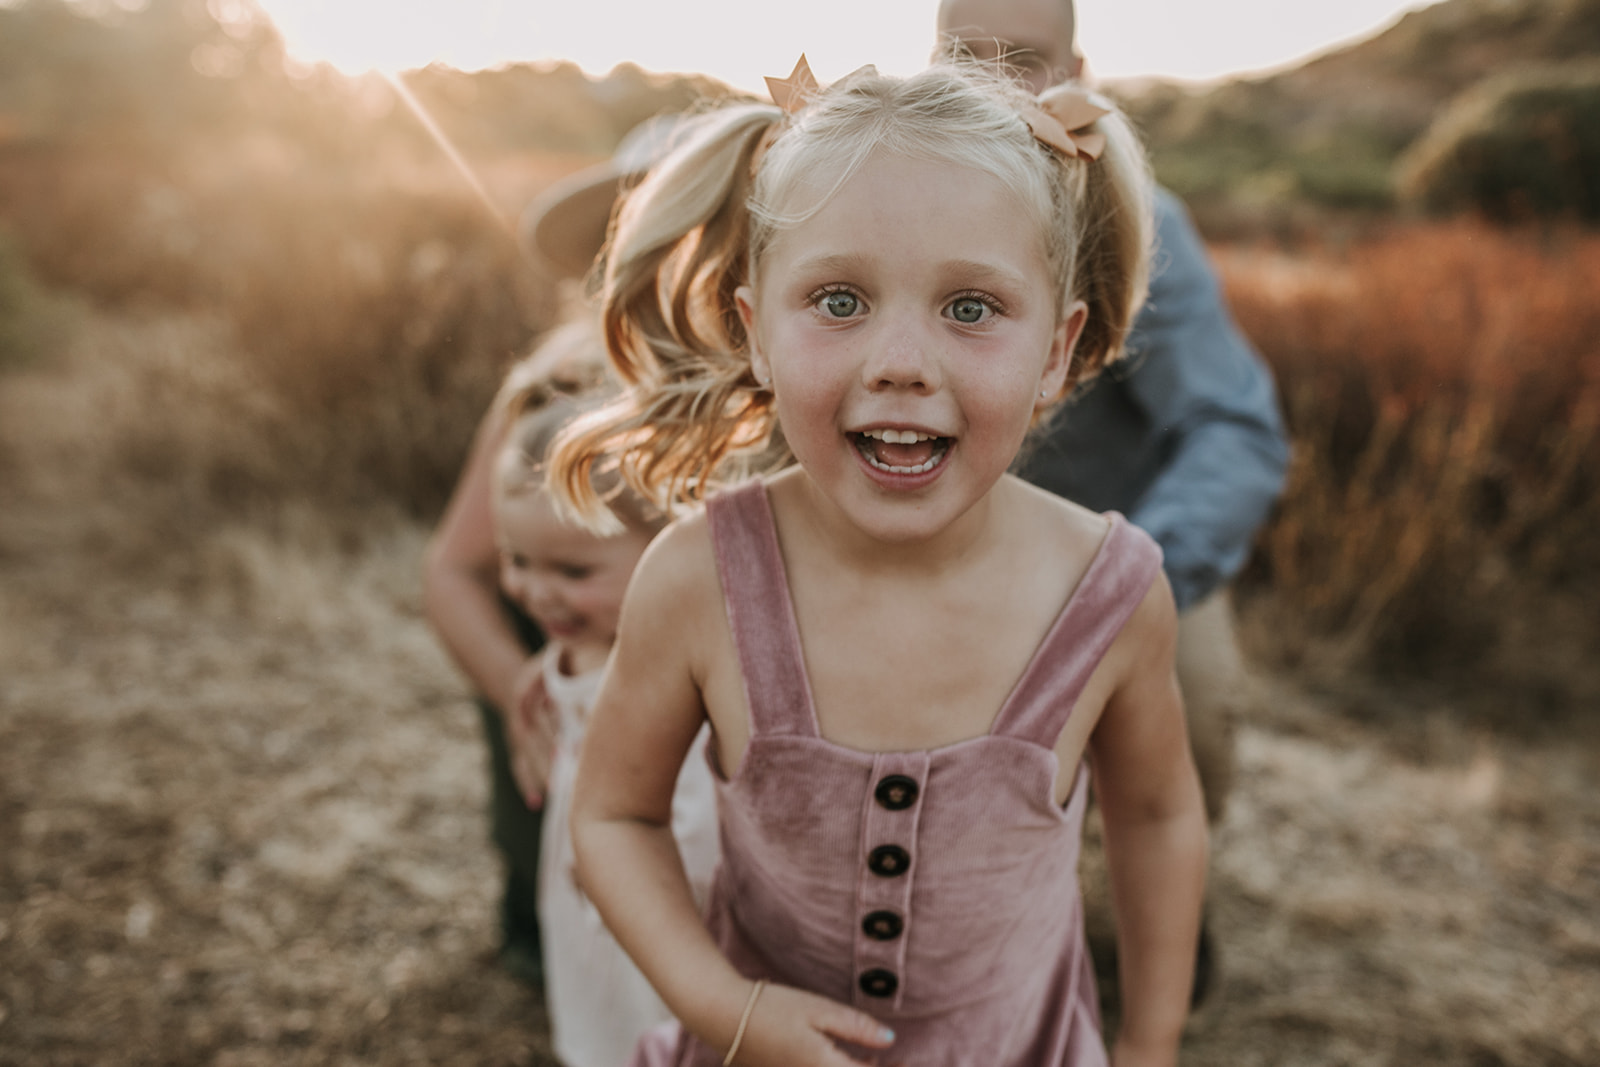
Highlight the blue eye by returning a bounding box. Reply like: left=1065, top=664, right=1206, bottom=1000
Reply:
left=950, top=297, right=988, bottom=323
left=823, top=291, right=859, bottom=317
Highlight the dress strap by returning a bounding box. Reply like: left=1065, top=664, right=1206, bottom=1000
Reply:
left=989, top=514, right=1164, bottom=748
left=705, top=481, right=818, bottom=739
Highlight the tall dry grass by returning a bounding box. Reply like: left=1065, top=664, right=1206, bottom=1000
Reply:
left=0, top=136, right=564, bottom=549
left=1217, top=221, right=1600, bottom=707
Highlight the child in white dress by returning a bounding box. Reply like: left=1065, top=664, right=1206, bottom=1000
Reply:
left=489, top=350, right=720, bottom=1067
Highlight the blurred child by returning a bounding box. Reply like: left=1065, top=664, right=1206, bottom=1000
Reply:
left=549, top=59, right=1208, bottom=1067
left=490, top=335, right=720, bottom=1067
left=423, top=322, right=609, bottom=987
left=424, top=117, right=690, bottom=989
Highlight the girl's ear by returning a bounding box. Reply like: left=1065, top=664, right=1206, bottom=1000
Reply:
left=1037, top=299, right=1089, bottom=408
left=735, top=284, right=771, bottom=387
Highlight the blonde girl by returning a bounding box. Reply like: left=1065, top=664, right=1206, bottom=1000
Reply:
left=489, top=337, right=721, bottom=1067
left=423, top=319, right=613, bottom=988
left=549, top=60, right=1207, bottom=1067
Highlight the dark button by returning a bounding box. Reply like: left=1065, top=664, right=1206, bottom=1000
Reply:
left=867, top=844, right=910, bottom=878
left=874, top=774, right=919, bottom=811
left=859, top=968, right=899, bottom=998
left=861, top=910, right=903, bottom=941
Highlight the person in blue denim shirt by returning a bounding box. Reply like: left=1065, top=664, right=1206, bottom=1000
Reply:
left=1019, top=186, right=1288, bottom=616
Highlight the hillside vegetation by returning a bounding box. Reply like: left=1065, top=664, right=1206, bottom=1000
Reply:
left=1117, top=0, right=1600, bottom=227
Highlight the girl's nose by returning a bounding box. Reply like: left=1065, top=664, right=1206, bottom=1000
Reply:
left=861, top=321, right=940, bottom=393
left=518, top=572, right=557, bottom=614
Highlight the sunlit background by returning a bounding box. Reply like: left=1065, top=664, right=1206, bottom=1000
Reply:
left=255, top=0, right=1438, bottom=87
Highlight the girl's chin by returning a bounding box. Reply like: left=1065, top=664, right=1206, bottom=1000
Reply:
left=552, top=634, right=616, bottom=676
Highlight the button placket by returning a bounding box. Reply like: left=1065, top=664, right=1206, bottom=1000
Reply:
left=852, top=752, right=929, bottom=1010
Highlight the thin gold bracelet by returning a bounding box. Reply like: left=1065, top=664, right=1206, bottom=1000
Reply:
left=722, top=978, right=768, bottom=1066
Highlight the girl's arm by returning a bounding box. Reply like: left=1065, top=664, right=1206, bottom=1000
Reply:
left=1088, top=577, right=1209, bottom=1067
left=571, top=521, right=896, bottom=1067
left=422, top=405, right=553, bottom=799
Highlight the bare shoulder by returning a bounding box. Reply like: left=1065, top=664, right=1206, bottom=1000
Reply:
left=626, top=507, right=721, bottom=618
left=1106, top=546, right=1179, bottom=680
left=1004, top=477, right=1176, bottom=663
left=1005, top=474, right=1118, bottom=563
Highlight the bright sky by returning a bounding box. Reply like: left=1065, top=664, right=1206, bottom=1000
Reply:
left=255, top=0, right=1441, bottom=90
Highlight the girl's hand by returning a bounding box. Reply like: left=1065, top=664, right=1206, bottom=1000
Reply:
left=726, top=982, right=897, bottom=1067
left=507, top=654, right=556, bottom=809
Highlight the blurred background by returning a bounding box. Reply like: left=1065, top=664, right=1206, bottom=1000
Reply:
left=0, top=0, right=1596, bottom=1064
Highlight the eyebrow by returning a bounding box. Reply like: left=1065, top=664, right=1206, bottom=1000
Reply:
left=789, top=252, right=872, bottom=276
left=948, top=31, right=1045, bottom=58
left=790, top=253, right=1034, bottom=292
left=1002, top=47, right=1046, bottom=64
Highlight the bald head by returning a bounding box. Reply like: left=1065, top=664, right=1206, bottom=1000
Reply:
left=936, top=0, right=1082, bottom=94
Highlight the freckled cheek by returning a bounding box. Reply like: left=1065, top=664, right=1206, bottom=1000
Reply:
left=770, top=368, right=848, bottom=440
left=953, top=369, right=1041, bottom=427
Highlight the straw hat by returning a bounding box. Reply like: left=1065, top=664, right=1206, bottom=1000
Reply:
left=520, top=115, right=685, bottom=279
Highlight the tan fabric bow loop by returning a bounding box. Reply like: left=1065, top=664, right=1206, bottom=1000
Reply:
left=765, top=55, right=820, bottom=114
left=1022, top=85, right=1114, bottom=160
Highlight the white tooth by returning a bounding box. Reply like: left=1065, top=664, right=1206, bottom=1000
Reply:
left=863, top=449, right=943, bottom=475
left=884, top=428, right=906, bottom=444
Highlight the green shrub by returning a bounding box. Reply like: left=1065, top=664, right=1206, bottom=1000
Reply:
left=1397, top=62, right=1600, bottom=222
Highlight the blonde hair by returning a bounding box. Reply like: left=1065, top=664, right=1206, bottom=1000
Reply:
left=550, top=60, right=1152, bottom=527
left=493, top=318, right=664, bottom=536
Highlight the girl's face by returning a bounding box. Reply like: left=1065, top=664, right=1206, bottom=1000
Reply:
left=495, top=488, right=653, bottom=666
left=739, top=149, right=1085, bottom=545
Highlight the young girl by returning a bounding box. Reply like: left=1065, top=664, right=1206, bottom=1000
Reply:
left=424, top=321, right=609, bottom=987
left=489, top=339, right=720, bottom=1067
left=549, top=59, right=1208, bottom=1067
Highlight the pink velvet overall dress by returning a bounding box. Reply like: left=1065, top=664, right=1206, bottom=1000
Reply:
left=633, top=479, right=1163, bottom=1067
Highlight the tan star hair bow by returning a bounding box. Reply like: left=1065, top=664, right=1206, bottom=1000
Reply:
left=1020, top=84, right=1114, bottom=160
left=765, top=55, right=820, bottom=113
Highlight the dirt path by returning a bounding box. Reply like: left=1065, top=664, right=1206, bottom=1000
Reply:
left=2, top=369, right=1597, bottom=1066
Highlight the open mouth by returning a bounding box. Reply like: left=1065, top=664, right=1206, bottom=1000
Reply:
left=852, top=428, right=952, bottom=475
left=537, top=615, right=582, bottom=638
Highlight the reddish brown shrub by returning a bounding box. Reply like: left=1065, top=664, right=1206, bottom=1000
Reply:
left=1218, top=221, right=1600, bottom=695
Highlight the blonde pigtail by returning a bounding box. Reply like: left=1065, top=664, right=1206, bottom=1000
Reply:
left=547, top=107, right=785, bottom=531
left=1059, top=110, right=1154, bottom=385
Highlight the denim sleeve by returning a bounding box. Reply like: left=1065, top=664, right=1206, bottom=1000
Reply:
left=1121, top=190, right=1290, bottom=610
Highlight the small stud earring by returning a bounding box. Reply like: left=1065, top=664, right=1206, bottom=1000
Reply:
left=1039, top=389, right=1048, bottom=398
